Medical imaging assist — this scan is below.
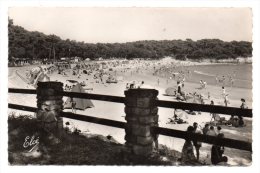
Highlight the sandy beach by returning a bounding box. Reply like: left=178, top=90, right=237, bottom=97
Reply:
left=8, top=59, right=252, bottom=165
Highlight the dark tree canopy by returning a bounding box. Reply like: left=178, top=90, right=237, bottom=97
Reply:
left=8, top=18, right=252, bottom=61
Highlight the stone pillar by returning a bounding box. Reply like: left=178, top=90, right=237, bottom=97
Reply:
left=36, top=82, right=64, bottom=139
left=124, top=89, right=159, bottom=156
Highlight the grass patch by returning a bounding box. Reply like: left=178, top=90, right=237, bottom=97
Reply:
left=8, top=113, right=183, bottom=165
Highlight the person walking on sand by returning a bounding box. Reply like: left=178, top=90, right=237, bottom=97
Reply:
left=215, top=75, right=219, bottom=85
left=203, top=81, right=207, bottom=89
left=208, top=92, right=211, bottom=100
left=177, top=81, right=182, bottom=94
left=224, top=94, right=229, bottom=107
left=71, top=98, right=76, bottom=114
left=210, top=100, right=217, bottom=122
left=230, top=77, right=234, bottom=88
left=222, top=86, right=226, bottom=96
left=199, top=80, right=203, bottom=88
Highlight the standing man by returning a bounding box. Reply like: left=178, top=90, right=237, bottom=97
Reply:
left=240, top=98, right=248, bottom=109
left=177, top=81, right=182, bottom=94
left=222, top=86, right=226, bottom=96
left=230, top=77, right=234, bottom=88
left=215, top=75, right=219, bottom=85
left=224, top=94, right=229, bottom=107
left=71, top=98, right=76, bottom=114
left=193, top=122, right=202, bottom=161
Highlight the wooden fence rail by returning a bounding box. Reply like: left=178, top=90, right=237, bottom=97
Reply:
left=156, top=100, right=252, bottom=117
left=8, top=103, right=252, bottom=152
left=9, top=88, right=36, bottom=94
left=9, top=88, right=253, bottom=117
left=61, top=91, right=125, bottom=104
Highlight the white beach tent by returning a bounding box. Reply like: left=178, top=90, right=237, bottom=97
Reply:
left=64, top=83, right=94, bottom=110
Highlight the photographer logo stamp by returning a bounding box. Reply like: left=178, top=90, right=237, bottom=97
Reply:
left=23, top=135, right=39, bottom=152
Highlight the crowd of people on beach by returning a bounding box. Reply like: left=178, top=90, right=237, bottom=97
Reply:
left=180, top=122, right=228, bottom=165
left=179, top=96, right=248, bottom=165
left=19, top=58, right=249, bottom=166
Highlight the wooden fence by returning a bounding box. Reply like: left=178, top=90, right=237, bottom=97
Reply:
left=8, top=88, right=252, bottom=152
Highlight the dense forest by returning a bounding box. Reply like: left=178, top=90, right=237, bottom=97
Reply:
left=8, top=18, right=252, bottom=61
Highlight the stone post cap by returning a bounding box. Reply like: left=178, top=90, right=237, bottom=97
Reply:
left=125, top=89, right=158, bottom=98
left=37, top=82, right=63, bottom=89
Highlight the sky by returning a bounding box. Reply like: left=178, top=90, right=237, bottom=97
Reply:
left=9, top=7, right=252, bottom=43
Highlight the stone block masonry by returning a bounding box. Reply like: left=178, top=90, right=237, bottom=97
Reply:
left=124, top=89, right=159, bottom=156
left=36, top=82, right=64, bottom=140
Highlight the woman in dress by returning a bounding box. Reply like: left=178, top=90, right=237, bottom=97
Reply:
left=181, top=126, right=197, bottom=164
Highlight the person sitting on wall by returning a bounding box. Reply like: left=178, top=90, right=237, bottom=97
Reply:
left=238, top=98, right=247, bottom=127
left=126, top=83, right=130, bottom=90
left=232, top=116, right=239, bottom=127
left=226, top=115, right=234, bottom=126
left=138, top=81, right=144, bottom=88
left=202, top=124, right=210, bottom=135
left=211, top=133, right=228, bottom=165
left=129, top=83, right=134, bottom=89
left=238, top=116, right=245, bottom=127
left=240, top=98, right=248, bottom=109
left=206, top=126, right=217, bottom=136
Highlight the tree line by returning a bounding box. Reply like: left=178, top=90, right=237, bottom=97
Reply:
left=8, top=18, right=252, bottom=61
